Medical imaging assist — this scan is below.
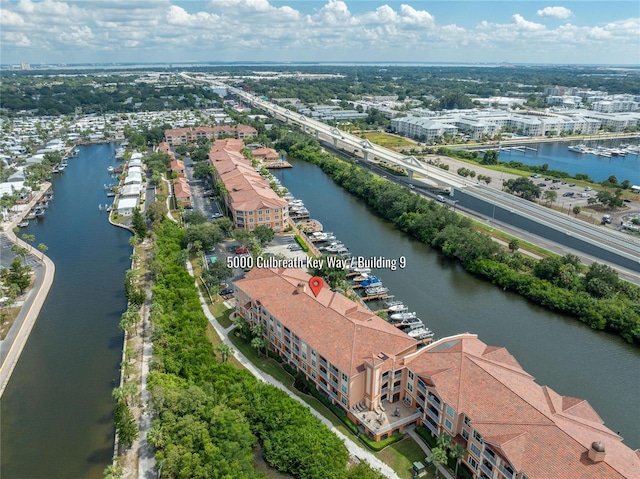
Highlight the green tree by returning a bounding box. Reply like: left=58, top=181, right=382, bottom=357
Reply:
left=450, top=443, right=466, bottom=478
left=205, top=259, right=232, bottom=287
left=146, top=201, right=168, bottom=224
left=21, top=233, right=35, bottom=252
left=182, top=210, right=207, bottom=225
left=131, top=207, right=147, bottom=238
left=232, top=228, right=253, bottom=248
left=431, top=447, right=449, bottom=479
left=103, top=459, right=123, bottom=479
left=114, top=399, right=138, bottom=449
left=503, top=177, right=541, bottom=201
left=543, top=190, right=557, bottom=205
left=508, top=238, right=520, bottom=254
left=572, top=205, right=581, bottom=217
left=193, top=162, right=215, bottom=180
left=37, top=243, right=48, bottom=254
left=481, top=149, right=499, bottom=165
left=253, top=225, right=274, bottom=245
left=215, top=343, right=234, bottom=362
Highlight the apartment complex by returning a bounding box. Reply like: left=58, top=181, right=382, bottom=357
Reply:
left=234, top=267, right=640, bottom=479
left=209, top=139, right=287, bottom=232
left=164, top=125, right=257, bottom=145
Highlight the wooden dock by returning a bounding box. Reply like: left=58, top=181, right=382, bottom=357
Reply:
left=361, top=293, right=389, bottom=301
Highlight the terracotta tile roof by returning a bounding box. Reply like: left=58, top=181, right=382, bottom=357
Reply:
left=235, top=268, right=418, bottom=376
left=407, top=336, right=640, bottom=479
left=209, top=141, right=287, bottom=213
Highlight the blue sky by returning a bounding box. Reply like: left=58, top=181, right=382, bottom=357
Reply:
left=1, top=0, right=639, bottom=65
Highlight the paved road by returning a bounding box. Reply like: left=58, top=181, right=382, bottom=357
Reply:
left=0, top=183, right=56, bottom=398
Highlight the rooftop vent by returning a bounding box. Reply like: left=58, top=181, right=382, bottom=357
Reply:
left=588, top=441, right=606, bottom=463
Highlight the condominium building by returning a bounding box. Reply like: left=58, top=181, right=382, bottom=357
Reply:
left=234, top=267, right=640, bottom=479
left=164, top=125, right=257, bottom=145
left=209, top=139, right=287, bottom=232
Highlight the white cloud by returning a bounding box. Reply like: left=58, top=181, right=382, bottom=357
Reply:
left=0, top=0, right=637, bottom=65
left=537, top=6, right=574, bottom=19
left=512, top=14, right=546, bottom=31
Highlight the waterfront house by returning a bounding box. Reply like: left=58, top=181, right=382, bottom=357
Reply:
left=234, top=267, right=640, bottom=479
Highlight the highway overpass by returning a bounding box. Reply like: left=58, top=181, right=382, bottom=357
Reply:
left=183, top=75, right=640, bottom=276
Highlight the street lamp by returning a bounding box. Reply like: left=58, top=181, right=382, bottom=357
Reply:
left=452, top=200, right=459, bottom=213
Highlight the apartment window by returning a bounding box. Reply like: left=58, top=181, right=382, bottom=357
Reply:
left=341, top=384, right=348, bottom=394
left=462, top=429, right=469, bottom=440
left=405, top=395, right=412, bottom=406
left=468, top=457, right=478, bottom=470
left=445, top=418, right=453, bottom=431
left=341, top=397, right=347, bottom=406
left=265, top=209, right=270, bottom=213
left=311, top=349, right=316, bottom=356
left=311, top=359, right=316, bottom=368
left=470, top=443, right=481, bottom=457
left=341, top=373, right=348, bottom=382
left=407, top=382, right=413, bottom=392
left=266, top=216, right=270, bottom=221
left=249, top=218, right=254, bottom=223
left=311, top=371, right=316, bottom=379
left=464, top=415, right=471, bottom=426
left=408, top=370, right=414, bottom=380
left=446, top=405, right=455, bottom=417
left=473, top=430, right=483, bottom=442
left=275, top=215, right=279, bottom=219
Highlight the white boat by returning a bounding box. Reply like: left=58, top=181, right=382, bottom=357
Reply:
left=388, top=303, right=408, bottom=313
left=395, top=317, right=424, bottom=328
left=365, top=286, right=389, bottom=295
left=107, top=166, right=114, bottom=173
left=390, top=311, right=417, bottom=321
left=350, top=266, right=371, bottom=274
left=407, top=327, right=435, bottom=340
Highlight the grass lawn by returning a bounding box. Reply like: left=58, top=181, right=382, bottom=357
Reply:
left=362, top=132, right=416, bottom=149
left=376, top=437, right=432, bottom=479
left=205, top=323, right=243, bottom=369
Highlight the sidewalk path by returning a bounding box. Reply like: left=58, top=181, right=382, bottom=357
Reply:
left=0, top=183, right=56, bottom=398
left=406, top=429, right=455, bottom=479
left=185, top=260, right=401, bottom=479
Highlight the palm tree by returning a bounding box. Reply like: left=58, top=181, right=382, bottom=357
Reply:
left=450, top=444, right=466, bottom=478
left=431, top=446, right=449, bottom=479
left=437, top=431, right=451, bottom=450
left=251, top=336, right=267, bottom=358
left=215, top=343, right=234, bottom=363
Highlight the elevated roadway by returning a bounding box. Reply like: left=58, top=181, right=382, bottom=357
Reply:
left=183, top=75, right=640, bottom=276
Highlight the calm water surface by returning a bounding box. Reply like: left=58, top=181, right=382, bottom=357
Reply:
left=0, top=143, right=130, bottom=479
left=497, top=138, right=640, bottom=184
left=274, top=158, right=640, bottom=448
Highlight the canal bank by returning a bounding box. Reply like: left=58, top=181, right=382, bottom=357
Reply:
left=273, top=158, right=640, bottom=449
left=0, top=182, right=56, bottom=397
left=0, top=143, right=132, bottom=479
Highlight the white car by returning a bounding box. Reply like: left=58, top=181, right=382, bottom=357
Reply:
left=585, top=187, right=593, bottom=191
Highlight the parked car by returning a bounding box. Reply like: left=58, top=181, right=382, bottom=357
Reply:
left=585, top=187, right=593, bottom=191
left=211, top=212, right=223, bottom=219
left=623, top=199, right=632, bottom=203
left=569, top=183, right=576, bottom=187
left=220, top=287, right=234, bottom=296
left=550, top=185, right=560, bottom=190
left=563, top=192, right=575, bottom=197
left=552, top=179, right=561, bottom=183
left=539, top=183, right=547, bottom=187
left=235, top=248, right=249, bottom=255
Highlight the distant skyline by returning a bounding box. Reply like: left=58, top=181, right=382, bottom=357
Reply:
left=1, top=0, right=639, bottom=66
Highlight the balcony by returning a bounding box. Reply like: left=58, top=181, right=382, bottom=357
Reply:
left=498, top=465, right=514, bottom=479
left=484, top=450, right=496, bottom=465
left=319, top=369, right=328, bottom=379
left=426, top=407, right=440, bottom=423
left=417, top=381, right=427, bottom=394
left=427, top=394, right=442, bottom=410
left=415, top=395, right=426, bottom=409
left=394, top=370, right=402, bottom=379
left=481, top=463, right=494, bottom=478
left=319, top=357, right=328, bottom=367
left=423, top=418, right=439, bottom=435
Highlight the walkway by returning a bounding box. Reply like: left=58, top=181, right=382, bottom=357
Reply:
left=0, top=183, right=56, bottom=398
left=184, top=260, right=401, bottom=479
left=406, top=428, right=455, bottom=479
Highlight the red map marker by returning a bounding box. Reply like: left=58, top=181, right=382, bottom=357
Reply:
left=309, top=276, right=324, bottom=297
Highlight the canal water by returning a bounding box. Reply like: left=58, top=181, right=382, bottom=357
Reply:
left=273, top=158, right=640, bottom=448
left=0, top=143, right=130, bottom=478
left=496, top=138, right=640, bottom=184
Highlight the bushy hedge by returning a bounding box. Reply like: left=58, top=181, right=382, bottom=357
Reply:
left=359, top=433, right=405, bottom=452
left=146, top=220, right=353, bottom=478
